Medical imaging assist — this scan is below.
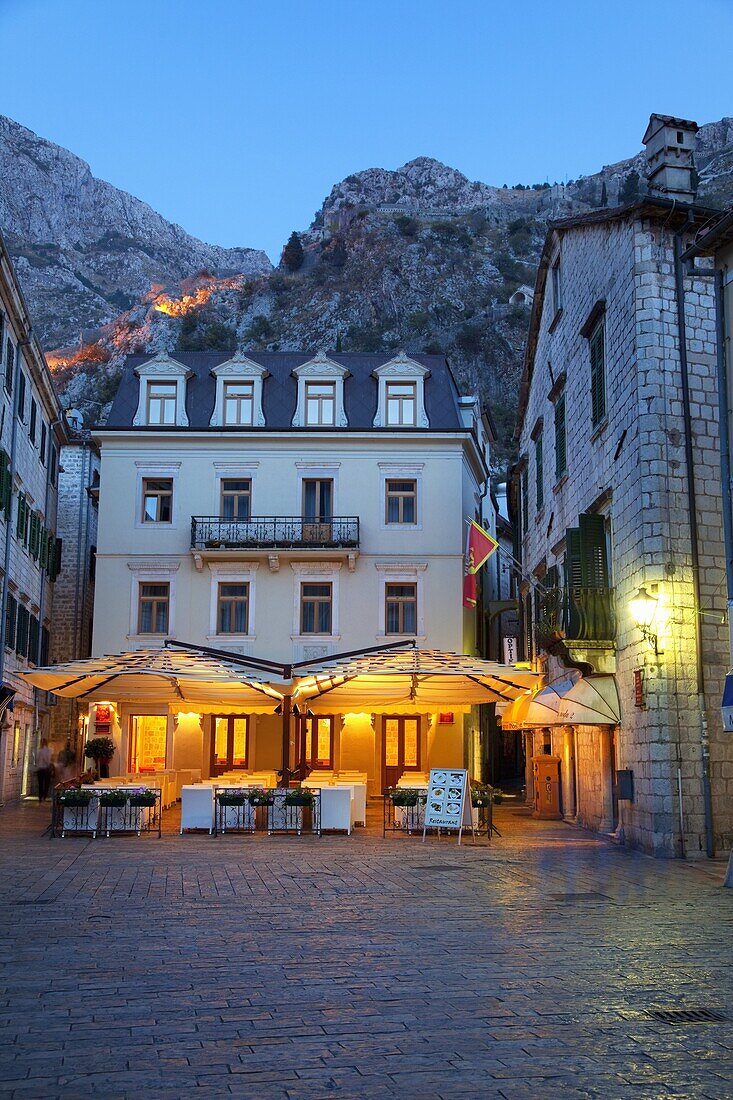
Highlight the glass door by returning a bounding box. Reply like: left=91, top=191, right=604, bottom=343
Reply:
left=302, top=479, right=333, bottom=542
left=129, top=715, right=168, bottom=773
left=210, top=715, right=249, bottom=775
left=382, top=716, right=420, bottom=789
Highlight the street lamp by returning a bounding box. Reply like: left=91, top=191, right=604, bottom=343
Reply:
left=630, top=584, right=663, bottom=656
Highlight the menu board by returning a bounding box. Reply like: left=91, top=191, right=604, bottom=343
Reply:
left=423, top=768, right=473, bottom=839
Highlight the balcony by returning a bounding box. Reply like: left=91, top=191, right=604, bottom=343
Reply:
left=535, top=585, right=616, bottom=646
left=190, top=516, right=360, bottom=572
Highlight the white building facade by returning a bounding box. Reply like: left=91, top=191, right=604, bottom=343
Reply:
left=92, top=350, right=493, bottom=794
left=0, top=234, right=66, bottom=803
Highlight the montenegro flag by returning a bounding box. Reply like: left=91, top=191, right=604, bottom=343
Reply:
left=462, top=520, right=499, bottom=609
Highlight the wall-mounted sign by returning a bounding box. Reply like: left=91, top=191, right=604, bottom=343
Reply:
left=438, top=712, right=454, bottom=725
left=503, top=636, right=519, bottom=664
left=633, top=669, right=645, bottom=708
left=422, top=768, right=474, bottom=844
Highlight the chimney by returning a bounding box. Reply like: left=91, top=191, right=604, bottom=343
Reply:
left=642, top=114, right=699, bottom=203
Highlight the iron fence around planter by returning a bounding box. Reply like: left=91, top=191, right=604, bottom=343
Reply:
left=383, top=789, right=428, bottom=836
left=191, top=516, right=360, bottom=551
left=267, top=789, right=321, bottom=836
left=51, top=788, right=162, bottom=839
left=214, top=789, right=256, bottom=835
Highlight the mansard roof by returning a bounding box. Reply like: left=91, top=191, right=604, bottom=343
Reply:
left=104, top=350, right=466, bottom=431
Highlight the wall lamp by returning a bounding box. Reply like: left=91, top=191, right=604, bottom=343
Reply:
left=629, top=584, right=663, bottom=656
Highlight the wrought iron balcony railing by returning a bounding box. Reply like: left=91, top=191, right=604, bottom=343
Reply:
left=191, top=516, right=360, bottom=551
left=534, top=585, right=616, bottom=645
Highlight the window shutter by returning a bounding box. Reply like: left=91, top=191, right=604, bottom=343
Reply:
left=579, top=513, right=609, bottom=589
left=554, top=393, right=566, bottom=478
left=564, top=527, right=583, bottom=589
left=40, top=625, right=49, bottom=666
left=16, top=492, right=27, bottom=542
left=16, top=605, right=28, bottom=657
left=521, top=467, right=528, bottom=534
left=28, top=615, right=39, bottom=665
left=29, top=512, right=40, bottom=560
left=535, top=435, right=544, bottom=511
left=590, top=324, right=606, bottom=426
left=39, top=527, right=48, bottom=569
left=5, top=594, right=16, bottom=649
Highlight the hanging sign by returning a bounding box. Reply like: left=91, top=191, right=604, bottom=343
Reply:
left=503, top=636, right=519, bottom=664
left=633, top=669, right=645, bottom=708
left=422, top=768, right=474, bottom=844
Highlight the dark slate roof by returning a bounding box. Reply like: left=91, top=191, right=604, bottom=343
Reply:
left=104, top=352, right=465, bottom=431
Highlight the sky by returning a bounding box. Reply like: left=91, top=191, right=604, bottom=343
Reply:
left=1, top=0, right=731, bottom=262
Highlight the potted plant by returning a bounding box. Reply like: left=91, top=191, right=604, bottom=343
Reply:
left=57, top=787, right=95, bottom=835
left=216, top=789, right=252, bottom=832
left=84, top=736, right=115, bottom=779
left=129, top=790, right=157, bottom=808
left=284, top=787, right=315, bottom=833
left=249, top=787, right=275, bottom=831
left=98, top=788, right=130, bottom=834
left=391, top=788, right=420, bottom=807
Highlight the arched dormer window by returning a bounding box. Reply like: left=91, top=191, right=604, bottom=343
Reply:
left=132, top=352, right=192, bottom=427
left=372, top=354, right=430, bottom=428
left=210, top=354, right=268, bottom=427
left=291, top=352, right=349, bottom=428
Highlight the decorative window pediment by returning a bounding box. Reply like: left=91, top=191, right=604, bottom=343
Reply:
left=133, top=352, right=192, bottom=427
left=291, top=352, right=349, bottom=428
left=372, top=354, right=430, bottom=428
left=209, top=354, right=268, bottom=427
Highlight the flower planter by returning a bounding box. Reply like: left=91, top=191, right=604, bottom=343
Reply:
left=219, top=801, right=254, bottom=832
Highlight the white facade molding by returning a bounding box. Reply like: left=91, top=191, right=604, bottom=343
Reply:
left=372, top=354, right=430, bottom=428
left=290, top=561, right=341, bottom=639
left=132, top=352, right=192, bottom=427
left=127, top=560, right=180, bottom=639
left=374, top=561, right=428, bottom=572
left=378, top=462, right=425, bottom=531
left=209, top=355, right=268, bottom=427
left=134, top=464, right=181, bottom=530
left=207, top=563, right=258, bottom=639
left=375, top=560, right=427, bottom=638
left=291, top=352, right=349, bottom=428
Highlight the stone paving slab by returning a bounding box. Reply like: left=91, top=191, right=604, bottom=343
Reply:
left=0, top=799, right=731, bottom=1098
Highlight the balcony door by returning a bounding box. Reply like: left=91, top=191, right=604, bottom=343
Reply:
left=210, top=715, right=249, bottom=775
left=302, top=479, right=333, bottom=542
left=382, top=716, right=420, bottom=790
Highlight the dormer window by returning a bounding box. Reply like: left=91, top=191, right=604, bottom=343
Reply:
left=210, top=355, right=267, bottom=427
left=223, top=380, right=254, bottom=426
left=147, top=381, right=177, bottom=425
left=132, top=352, right=192, bottom=427
left=372, top=354, right=430, bottom=428
left=385, top=381, right=417, bottom=426
left=305, top=381, right=336, bottom=426
left=291, top=353, right=349, bottom=428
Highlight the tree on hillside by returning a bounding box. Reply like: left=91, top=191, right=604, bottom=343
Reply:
left=282, top=231, right=304, bottom=272
left=619, top=170, right=641, bottom=205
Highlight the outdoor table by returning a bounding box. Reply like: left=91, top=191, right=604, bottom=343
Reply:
left=180, top=785, right=215, bottom=833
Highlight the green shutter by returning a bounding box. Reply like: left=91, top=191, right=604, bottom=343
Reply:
left=39, top=527, right=48, bottom=569
left=554, top=393, right=567, bottom=478
left=0, top=450, right=10, bottom=515
left=5, top=594, right=16, bottom=649
left=29, top=512, right=40, bottom=560
left=28, top=615, right=39, bottom=665
left=535, top=435, right=544, bottom=512
left=15, top=492, right=25, bottom=540
left=579, top=513, right=610, bottom=589
left=521, top=467, right=528, bottom=534
left=590, top=323, right=606, bottom=426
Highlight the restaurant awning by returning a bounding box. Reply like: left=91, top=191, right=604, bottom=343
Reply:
left=291, top=648, right=541, bottom=713
left=500, top=673, right=620, bottom=728
left=20, top=648, right=285, bottom=713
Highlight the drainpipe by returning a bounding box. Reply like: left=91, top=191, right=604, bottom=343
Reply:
left=674, top=232, right=715, bottom=858
left=714, top=269, right=733, bottom=658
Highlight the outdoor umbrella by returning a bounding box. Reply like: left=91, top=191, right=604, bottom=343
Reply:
left=20, top=647, right=285, bottom=712
left=291, top=647, right=541, bottom=713
left=501, top=674, right=620, bottom=728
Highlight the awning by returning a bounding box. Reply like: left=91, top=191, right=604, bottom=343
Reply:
left=500, top=673, right=620, bottom=728
left=291, top=648, right=541, bottom=713
left=19, top=648, right=285, bottom=713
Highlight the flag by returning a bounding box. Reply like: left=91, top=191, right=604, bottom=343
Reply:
left=463, top=520, right=498, bottom=609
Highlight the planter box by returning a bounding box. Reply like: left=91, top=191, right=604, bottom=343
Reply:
left=61, top=803, right=98, bottom=836
left=100, top=804, right=143, bottom=835
left=219, top=803, right=254, bottom=832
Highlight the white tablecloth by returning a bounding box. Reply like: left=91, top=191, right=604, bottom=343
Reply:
left=316, top=786, right=353, bottom=833
left=180, top=785, right=214, bottom=833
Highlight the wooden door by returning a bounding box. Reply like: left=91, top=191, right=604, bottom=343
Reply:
left=382, top=716, right=420, bottom=789
left=210, top=715, right=249, bottom=775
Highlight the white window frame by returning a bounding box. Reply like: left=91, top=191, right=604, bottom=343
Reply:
left=379, top=463, right=424, bottom=531
left=207, top=562, right=258, bottom=641
left=372, top=354, right=430, bottom=428
left=132, top=353, right=192, bottom=427
left=291, top=353, right=349, bottom=428
left=374, top=561, right=427, bottom=641
left=290, top=562, right=341, bottom=642
left=127, top=560, right=180, bottom=639
left=209, top=355, right=268, bottom=427
left=134, top=463, right=181, bottom=530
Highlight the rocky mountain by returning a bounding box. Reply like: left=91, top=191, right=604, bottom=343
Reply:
left=0, top=116, right=272, bottom=347
left=3, top=114, right=733, bottom=462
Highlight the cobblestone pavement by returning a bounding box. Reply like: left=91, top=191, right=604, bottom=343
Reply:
left=0, top=799, right=732, bottom=1099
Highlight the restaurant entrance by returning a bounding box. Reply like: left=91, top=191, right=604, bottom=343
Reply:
left=129, top=714, right=167, bottom=773
left=210, top=715, right=249, bottom=775
left=382, top=716, right=420, bottom=788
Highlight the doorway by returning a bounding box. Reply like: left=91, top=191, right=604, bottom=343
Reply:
left=382, top=716, right=420, bottom=789
left=210, top=715, right=249, bottom=775
left=129, top=714, right=168, bottom=773
left=302, top=479, right=333, bottom=542
left=296, top=715, right=335, bottom=772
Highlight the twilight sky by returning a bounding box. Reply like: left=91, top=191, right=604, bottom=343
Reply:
left=1, top=0, right=731, bottom=261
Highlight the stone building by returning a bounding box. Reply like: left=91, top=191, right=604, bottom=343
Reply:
left=509, top=115, right=732, bottom=858
left=49, top=429, right=99, bottom=755
left=0, top=233, right=67, bottom=803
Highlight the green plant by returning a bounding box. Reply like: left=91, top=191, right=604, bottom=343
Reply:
left=57, top=789, right=93, bottom=807
left=471, top=785, right=492, bottom=808
left=284, top=789, right=315, bottom=807
left=99, top=790, right=129, bottom=807
left=248, top=787, right=275, bottom=806
left=84, top=737, right=114, bottom=762
left=218, top=792, right=249, bottom=807
left=390, top=788, right=420, bottom=807
left=281, top=231, right=304, bottom=272
left=129, top=790, right=157, bottom=807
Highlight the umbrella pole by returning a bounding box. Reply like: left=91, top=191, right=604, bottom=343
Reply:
left=280, top=696, right=292, bottom=787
